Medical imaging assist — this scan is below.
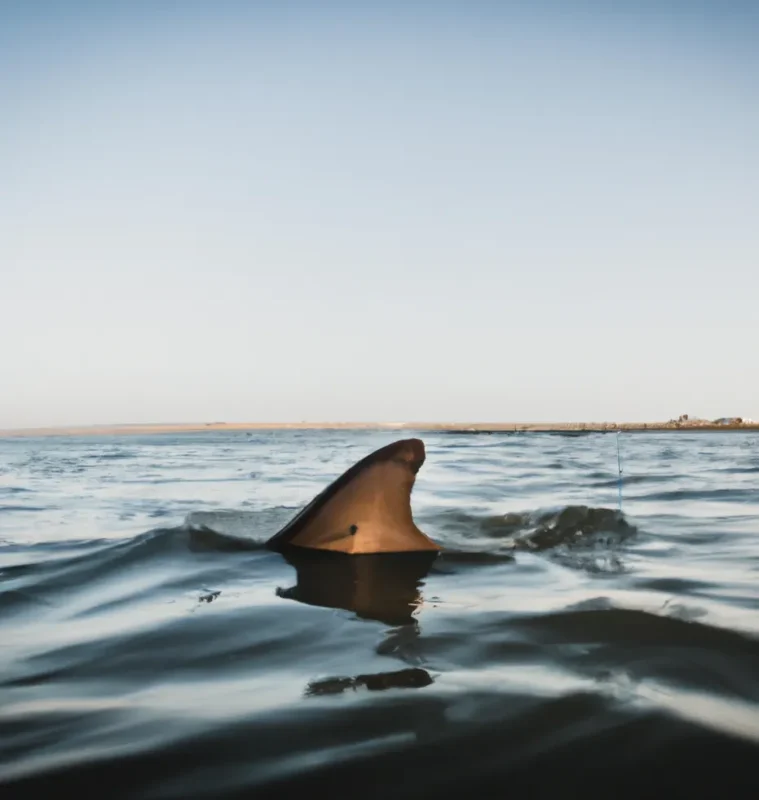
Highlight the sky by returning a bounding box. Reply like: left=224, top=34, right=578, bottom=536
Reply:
left=2, top=0, right=758, bottom=427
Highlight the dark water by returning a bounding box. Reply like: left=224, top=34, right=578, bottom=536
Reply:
left=2, top=430, right=759, bottom=798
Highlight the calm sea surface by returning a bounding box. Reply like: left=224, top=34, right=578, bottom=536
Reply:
left=1, top=430, right=759, bottom=797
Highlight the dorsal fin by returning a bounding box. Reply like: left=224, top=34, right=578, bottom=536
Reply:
left=266, top=438, right=440, bottom=554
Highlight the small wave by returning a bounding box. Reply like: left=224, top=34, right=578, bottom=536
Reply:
left=82, top=450, right=136, bottom=461
left=0, top=522, right=270, bottom=621
left=592, top=474, right=673, bottom=487
left=0, top=506, right=339, bottom=622
left=119, top=475, right=255, bottom=485
left=0, top=504, right=55, bottom=513
left=511, top=605, right=759, bottom=655
left=645, top=488, right=757, bottom=502
left=184, top=525, right=264, bottom=553
left=427, top=505, right=635, bottom=554
left=510, top=506, right=635, bottom=552
left=436, top=550, right=515, bottom=566
left=544, top=430, right=598, bottom=437
left=185, top=507, right=297, bottom=541
left=716, top=465, right=759, bottom=474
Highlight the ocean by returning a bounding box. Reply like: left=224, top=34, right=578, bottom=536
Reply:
left=1, top=429, right=758, bottom=797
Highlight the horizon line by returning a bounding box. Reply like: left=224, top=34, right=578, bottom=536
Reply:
left=2, top=418, right=757, bottom=437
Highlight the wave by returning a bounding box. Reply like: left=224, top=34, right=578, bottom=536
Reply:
left=0, top=503, right=636, bottom=598
left=424, top=504, right=635, bottom=554
left=1, top=513, right=757, bottom=798
left=0, top=505, right=56, bottom=513
left=3, top=685, right=758, bottom=798
left=0, top=503, right=637, bottom=629
left=643, top=488, right=758, bottom=502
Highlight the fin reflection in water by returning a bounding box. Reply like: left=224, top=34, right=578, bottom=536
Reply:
left=276, top=548, right=438, bottom=627
left=277, top=549, right=438, bottom=696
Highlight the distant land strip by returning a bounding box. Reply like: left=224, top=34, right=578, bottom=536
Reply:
left=2, top=420, right=759, bottom=437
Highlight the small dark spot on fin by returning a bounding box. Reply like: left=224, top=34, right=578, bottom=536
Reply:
left=349, top=525, right=358, bottom=535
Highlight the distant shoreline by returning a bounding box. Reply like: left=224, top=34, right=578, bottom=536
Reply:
left=2, top=421, right=758, bottom=438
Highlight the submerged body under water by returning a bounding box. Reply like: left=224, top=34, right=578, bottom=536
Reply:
left=1, top=430, right=758, bottom=797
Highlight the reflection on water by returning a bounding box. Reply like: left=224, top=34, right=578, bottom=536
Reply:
left=276, top=548, right=437, bottom=626
left=276, top=548, right=438, bottom=695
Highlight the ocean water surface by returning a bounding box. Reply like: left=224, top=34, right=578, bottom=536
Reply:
left=1, top=430, right=759, bottom=797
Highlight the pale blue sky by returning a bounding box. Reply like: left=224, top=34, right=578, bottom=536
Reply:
left=2, top=1, right=758, bottom=427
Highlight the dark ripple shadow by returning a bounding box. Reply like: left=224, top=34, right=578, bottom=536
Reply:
left=3, top=690, right=758, bottom=799
left=508, top=606, right=759, bottom=706
left=0, top=505, right=57, bottom=513
left=2, top=599, right=328, bottom=689
left=511, top=606, right=759, bottom=653
left=591, top=473, right=675, bottom=487
left=645, top=488, right=759, bottom=502
left=305, top=667, right=433, bottom=696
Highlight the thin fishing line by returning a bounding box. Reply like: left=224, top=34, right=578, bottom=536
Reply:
left=616, top=430, right=623, bottom=512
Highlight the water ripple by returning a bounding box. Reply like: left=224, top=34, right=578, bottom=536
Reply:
left=1, top=429, right=758, bottom=796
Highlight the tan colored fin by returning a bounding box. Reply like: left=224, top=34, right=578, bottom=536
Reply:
left=266, top=438, right=440, bottom=554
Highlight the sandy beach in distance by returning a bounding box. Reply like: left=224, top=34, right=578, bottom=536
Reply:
left=2, top=420, right=759, bottom=437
